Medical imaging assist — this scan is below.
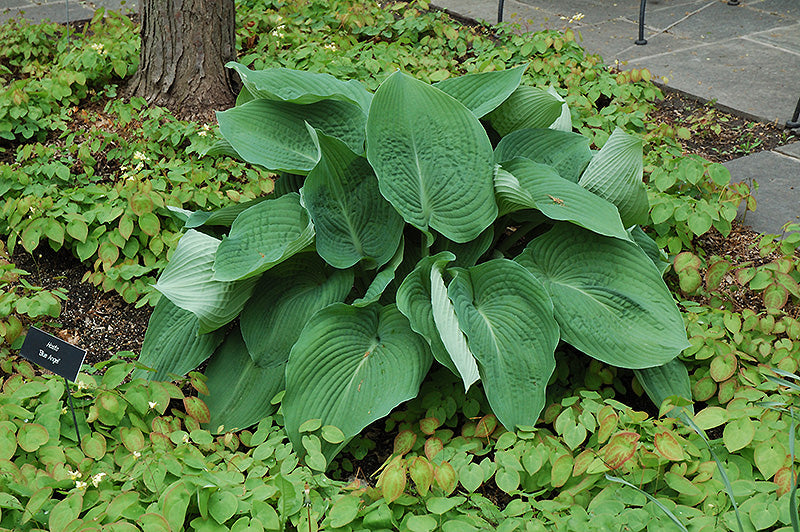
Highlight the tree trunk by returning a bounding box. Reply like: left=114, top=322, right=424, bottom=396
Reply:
left=131, top=0, right=239, bottom=120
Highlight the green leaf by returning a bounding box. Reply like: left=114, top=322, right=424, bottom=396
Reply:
left=183, top=197, right=270, bottom=229
left=485, top=85, right=564, bottom=136
left=396, top=252, right=461, bottom=377
left=284, top=303, right=432, bottom=462
left=448, top=260, right=559, bottom=430
left=66, top=218, right=88, bottom=242
left=49, top=493, right=83, bottom=532
left=304, top=130, right=404, bottom=269
left=227, top=62, right=372, bottom=112
left=327, top=495, right=361, bottom=528
left=578, top=127, right=648, bottom=227
left=159, top=480, right=191, bottom=532
left=213, top=193, right=315, bottom=282
left=547, top=86, right=572, bottom=132
left=494, top=128, right=592, bottom=183
left=366, top=71, right=497, bottom=243
left=217, top=98, right=366, bottom=174
left=135, top=297, right=225, bottom=381
left=353, top=237, right=405, bottom=307
left=516, top=223, right=689, bottom=369
left=723, top=417, right=755, bottom=453
left=239, top=253, right=353, bottom=367
left=433, top=65, right=526, bottom=118
left=432, top=227, right=494, bottom=269
left=496, top=158, right=629, bottom=240
left=629, top=225, right=670, bottom=276
left=634, top=358, right=694, bottom=417
left=203, top=327, right=285, bottom=433
left=154, top=230, right=258, bottom=333
left=209, top=490, right=239, bottom=524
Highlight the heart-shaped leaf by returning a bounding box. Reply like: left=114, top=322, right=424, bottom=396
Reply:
left=494, top=128, right=592, bottom=183
left=154, top=230, right=258, bottom=333
left=303, top=130, right=403, bottom=269
left=366, top=70, right=497, bottom=243
left=240, top=253, right=353, bottom=367
left=284, top=303, right=432, bottom=462
left=578, top=127, right=648, bottom=227
left=213, top=193, right=315, bottom=281
left=516, top=223, right=689, bottom=369
left=448, top=259, right=559, bottom=430
left=485, top=85, right=564, bottom=136
left=433, top=64, right=526, bottom=118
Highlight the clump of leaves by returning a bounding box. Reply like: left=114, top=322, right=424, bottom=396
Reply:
left=136, top=63, right=691, bottom=468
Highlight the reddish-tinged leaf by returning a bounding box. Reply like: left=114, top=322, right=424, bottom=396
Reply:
left=120, top=427, right=146, bottom=453
left=764, top=282, right=789, bottom=310
left=572, top=449, right=594, bottom=476
left=774, top=467, right=794, bottom=497
left=409, top=456, right=434, bottom=496
left=150, top=432, right=172, bottom=451
left=434, top=461, right=457, bottom=495
left=705, top=259, right=731, bottom=291
left=654, top=431, right=684, bottom=461
left=709, top=352, right=737, bottom=382
left=379, top=460, right=407, bottom=503
left=183, top=396, right=210, bottom=424
left=393, top=430, right=416, bottom=456
left=425, top=437, right=443, bottom=460
left=419, top=417, right=440, bottom=435
left=597, top=413, right=618, bottom=444
left=474, top=414, right=498, bottom=438
left=550, top=454, right=573, bottom=488
left=602, top=431, right=640, bottom=469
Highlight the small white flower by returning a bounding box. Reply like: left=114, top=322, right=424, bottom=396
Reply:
left=77, top=380, right=87, bottom=390
left=91, top=472, right=106, bottom=487
left=75, top=480, right=87, bottom=490
left=197, top=130, right=207, bottom=137
left=148, top=401, right=158, bottom=410
left=132, top=450, right=141, bottom=459
left=67, top=468, right=82, bottom=481
left=133, top=151, right=149, bottom=162
left=90, top=42, right=107, bottom=55
left=324, top=43, right=337, bottom=52
left=182, top=433, right=190, bottom=444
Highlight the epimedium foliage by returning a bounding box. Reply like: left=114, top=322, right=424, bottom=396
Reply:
left=137, top=64, right=690, bottom=466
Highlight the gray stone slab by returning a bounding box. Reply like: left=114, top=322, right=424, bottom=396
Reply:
left=727, top=150, right=800, bottom=234
left=643, top=1, right=791, bottom=42
left=571, top=18, right=695, bottom=63
left=0, top=0, right=32, bottom=8
left=746, top=23, right=800, bottom=54
left=749, top=0, right=800, bottom=17
left=0, top=3, right=94, bottom=23
left=776, top=142, right=800, bottom=160
left=626, top=37, right=800, bottom=123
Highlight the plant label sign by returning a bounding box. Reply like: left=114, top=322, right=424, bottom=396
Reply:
left=19, top=327, right=86, bottom=382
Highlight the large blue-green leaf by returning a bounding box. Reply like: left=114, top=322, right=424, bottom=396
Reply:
left=448, top=259, right=559, bottom=430
left=154, top=230, right=258, bottom=334
left=240, top=253, right=353, bottom=367
left=494, top=128, right=592, bottom=183
left=303, top=130, right=403, bottom=269
left=432, top=227, right=494, bottom=268
left=578, top=127, right=648, bottom=227
left=634, top=358, right=694, bottom=418
left=630, top=225, right=670, bottom=276
left=485, top=85, right=564, bottom=137
left=495, top=158, right=629, bottom=240
left=433, top=65, right=526, bottom=118
left=284, top=304, right=432, bottom=462
left=366, top=71, right=497, bottom=243
left=396, top=252, right=460, bottom=377
left=204, top=326, right=285, bottom=433
left=179, top=197, right=271, bottom=229
left=516, top=223, right=689, bottom=369
left=216, top=98, right=366, bottom=174
left=227, top=62, right=373, bottom=112
left=547, top=87, right=572, bottom=132
left=135, top=297, right=225, bottom=381
left=213, top=193, right=315, bottom=282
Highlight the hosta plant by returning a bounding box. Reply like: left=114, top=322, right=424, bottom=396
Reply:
left=137, top=63, right=690, bottom=466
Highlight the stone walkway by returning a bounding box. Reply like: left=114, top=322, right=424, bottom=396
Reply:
left=1, top=0, right=797, bottom=234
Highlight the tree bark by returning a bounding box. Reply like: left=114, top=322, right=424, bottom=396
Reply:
left=131, top=0, right=239, bottom=120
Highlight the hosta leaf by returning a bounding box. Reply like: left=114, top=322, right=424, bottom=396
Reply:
left=448, top=259, right=559, bottom=430
left=493, top=128, right=592, bottom=183
left=204, top=327, right=284, bottom=433
left=485, top=85, right=564, bottom=137
left=135, top=297, right=225, bottom=381
left=203, top=138, right=239, bottom=158
left=546, top=86, right=572, bottom=132
left=432, top=227, right=494, bottom=268
left=366, top=70, right=497, bottom=243
left=213, top=193, right=315, bottom=281
left=634, top=357, right=694, bottom=417
left=154, top=230, right=258, bottom=333
left=579, top=128, right=648, bottom=227
left=304, top=130, right=404, bottom=269
left=284, top=303, right=432, bottom=462
left=496, top=158, right=629, bottom=240
left=629, top=225, right=670, bottom=276
left=217, top=98, right=366, bottom=174
left=430, top=260, right=480, bottom=391
left=353, top=237, right=405, bottom=307
left=516, top=223, right=689, bottom=369
left=396, top=252, right=460, bottom=377
left=433, top=64, right=526, bottom=118
left=227, top=62, right=372, bottom=112
left=240, top=253, right=353, bottom=367
left=182, top=197, right=270, bottom=229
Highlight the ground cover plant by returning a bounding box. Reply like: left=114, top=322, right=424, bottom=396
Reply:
left=2, top=0, right=800, bottom=530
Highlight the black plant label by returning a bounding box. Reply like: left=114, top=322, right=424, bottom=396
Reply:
left=19, top=327, right=86, bottom=382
